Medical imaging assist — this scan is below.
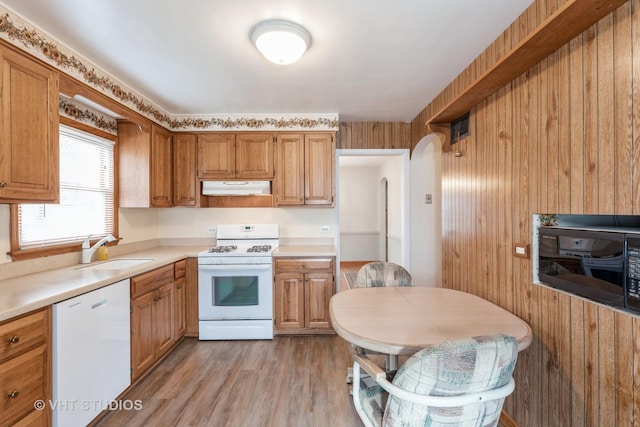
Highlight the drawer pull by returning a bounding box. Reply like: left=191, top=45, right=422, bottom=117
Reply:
left=7, top=390, right=19, bottom=399
left=8, top=335, right=19, bottom=344
left=302, top=263, right=307, bottom=268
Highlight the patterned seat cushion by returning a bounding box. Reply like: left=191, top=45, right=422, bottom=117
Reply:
left=353, top=262, right=413, bottom=288
left=358, top=334, right=518, bottom=427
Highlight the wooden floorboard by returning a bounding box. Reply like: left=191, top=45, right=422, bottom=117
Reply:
left=97, top=336, right=362, bottom=427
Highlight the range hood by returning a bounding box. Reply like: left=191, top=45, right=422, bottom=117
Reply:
left=202, top=181, right=271, bottom=196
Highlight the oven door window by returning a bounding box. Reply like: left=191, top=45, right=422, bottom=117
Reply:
left=213, top=276, right=259, bottom=307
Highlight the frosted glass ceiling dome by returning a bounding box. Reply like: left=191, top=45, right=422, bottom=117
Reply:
left=250, top=19, right=312, bottom=65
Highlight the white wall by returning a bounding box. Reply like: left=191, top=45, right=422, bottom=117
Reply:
left=338, top=166, right=380, bottom=261
left=337, top=150, right=409, bottom=268
left=379, top=155, right=404, bottom=264
left=156, top=207, right=335, bottom=241
left=410, top=135, right=442, bottom=287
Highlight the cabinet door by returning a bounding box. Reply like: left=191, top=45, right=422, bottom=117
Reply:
left=155, top=282, right=175, bottom=358
left=150, top=124, right=173, bottom=207
left=235, top=133, right=274, bottom=179
left=305, top=272, right=334, bottom=329
left=304, top=133, right=334, bottom=206
left=197, top=133, right=235, bottom=178
left=174, top=277, right=186, bottom=340
left=172, top=133, right=197, bottom=206
left=131, top=292, right=155, bottom=381
left=0, top=46, right=59, bottom=203
left=274, top=272, right=305, bottom=329
left=274, top=134, right=304, bottom=206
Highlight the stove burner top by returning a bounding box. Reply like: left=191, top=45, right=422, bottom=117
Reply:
left=247, top=245, right=272, bottom=253
left=208, top=245, right=237, bottom=253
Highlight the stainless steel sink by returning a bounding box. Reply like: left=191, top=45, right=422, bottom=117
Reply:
left=76, top=258, right=154, bottom=271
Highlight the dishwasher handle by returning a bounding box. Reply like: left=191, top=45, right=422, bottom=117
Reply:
left=91, top=299, right=108, bottom=310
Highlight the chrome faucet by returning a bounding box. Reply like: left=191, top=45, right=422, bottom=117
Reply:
left=81, top=234, right=117, bottom=264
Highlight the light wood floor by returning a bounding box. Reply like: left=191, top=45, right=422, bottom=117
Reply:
left=97, top=336, right=361, bottom=427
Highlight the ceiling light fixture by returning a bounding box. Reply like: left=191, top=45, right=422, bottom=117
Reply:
left=250, top=19, right=311, bottom=65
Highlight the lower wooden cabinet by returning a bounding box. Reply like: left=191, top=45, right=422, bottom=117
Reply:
left=273, top=257, right=335, bottom=334
left=130, top=262, right=185, bottom=381
left=0, top=307, right=50, bottom=427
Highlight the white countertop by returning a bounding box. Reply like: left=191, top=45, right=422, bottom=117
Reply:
left=0, top=245, right=208, bottom=322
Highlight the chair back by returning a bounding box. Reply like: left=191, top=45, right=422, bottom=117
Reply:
left=353, top=262, right=413, bottom=288
left=383, top=334, right=518, bottom=426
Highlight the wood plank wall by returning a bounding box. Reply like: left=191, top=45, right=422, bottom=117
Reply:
left=409, top=0, right=640, bottom=425
left=338, top=122, right=412, bottom=149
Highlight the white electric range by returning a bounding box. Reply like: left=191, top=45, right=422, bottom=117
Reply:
left=197, top=224, right=278, bottom=340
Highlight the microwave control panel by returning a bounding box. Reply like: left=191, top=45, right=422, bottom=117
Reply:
left=627, top=242, right=640, bottom=301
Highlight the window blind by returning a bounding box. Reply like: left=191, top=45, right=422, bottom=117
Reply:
left=18, top=125, right=115, bottom=247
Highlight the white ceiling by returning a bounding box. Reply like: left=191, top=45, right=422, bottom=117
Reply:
left=0, top=0, right=533, bottom=122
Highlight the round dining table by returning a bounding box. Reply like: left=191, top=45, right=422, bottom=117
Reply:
left=330, top=286, right=533, bottom=355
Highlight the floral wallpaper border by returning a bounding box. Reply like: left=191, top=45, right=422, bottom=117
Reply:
left=59, top=95, right=118, bottom=135
left=0, top=8, right=339, bottom=131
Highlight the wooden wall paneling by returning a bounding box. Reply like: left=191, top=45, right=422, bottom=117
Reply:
left=569, top=34, right=586, bottom=214
left=634, top=0, right=640, bottom=215
left=557, top=44, right=572, bottom=215
left=584, top=304, right=599, bottom=425
left=584, top=24, right=599, bottom=213
left=570, top=297, right=586, bottom=426
left=526, top=60, right=542, bottom=427
left=547, top=51, right=560, bottom=215
left=488, top=91, right=499, bottom=306
left=614, top=2, right=634, bottom=214
left=599, top=14, right=616, bottom=214
left=476, top=101, right=487, bottom=300
left=556, top=43, right=572, bottom=427
left=598, top=308, right=616, bottom=426
left=538, top=56, right=550, bottom=215
left=557, top=292, right=572, bottom=425
left=622, top=314, right=638, bottom=426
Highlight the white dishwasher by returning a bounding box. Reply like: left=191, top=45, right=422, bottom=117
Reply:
left=53, top=279, right=131, bottom=427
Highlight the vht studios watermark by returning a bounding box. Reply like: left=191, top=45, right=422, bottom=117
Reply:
left=34, top=399, right=143, bottom=411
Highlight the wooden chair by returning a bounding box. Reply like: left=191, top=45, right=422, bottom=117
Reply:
left=352, top=333, right=518, bottom=427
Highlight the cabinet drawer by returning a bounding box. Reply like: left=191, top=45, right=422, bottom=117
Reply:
left=274, top=258, right=334, bottom=272
left=131, top=264, right=174, bottom=298
left=0, top=344, right=46, bottom=426
left=174, top=259, right=186, bottom=278
left=0, top=309, right=48, bottom=363
left=12, top=407, right=47, bottom=427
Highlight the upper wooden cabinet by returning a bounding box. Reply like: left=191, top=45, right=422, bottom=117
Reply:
left=0, top=44, right=59, bottom=203
left=119, top=122, right=173, bottom=207
left=197, top=132, right=274, bottom=179
left=172, top=133, right=197, bottom=206
left=274, top=132, right=335, bottom=206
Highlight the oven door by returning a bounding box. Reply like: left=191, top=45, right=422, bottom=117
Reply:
left=198, top=263, right=273, bottom=320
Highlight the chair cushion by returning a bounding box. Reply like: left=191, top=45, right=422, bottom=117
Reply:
left=358, top=374, right=386, bottom=426
left=353, top=262, right=413, bottom=287
left=384, top=334, right=517, bottom=427
left=357, top=334, right=517, bottom=427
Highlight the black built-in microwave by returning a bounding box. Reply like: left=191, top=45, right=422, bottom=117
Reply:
left=538, top=227, right=640, bottom=313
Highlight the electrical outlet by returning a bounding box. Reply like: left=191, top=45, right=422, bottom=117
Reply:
left=206, top=226, right=216, bottom=234
left=425, top=194, right=432, bottom=204
left=321, top=225, right=330, bottom=233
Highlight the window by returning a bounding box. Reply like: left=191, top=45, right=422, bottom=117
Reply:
left=15, top=124, right=115, bottom=252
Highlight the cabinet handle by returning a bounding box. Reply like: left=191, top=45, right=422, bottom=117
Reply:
left=177, top=284, right=183, bottom=289
left=0, top=181, right=6, bottom=188
left=7, top=390, right=19, bottom=399
left=302, top=263, right=307, bottom=268
left=8, top=335, right=19, bottom=344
